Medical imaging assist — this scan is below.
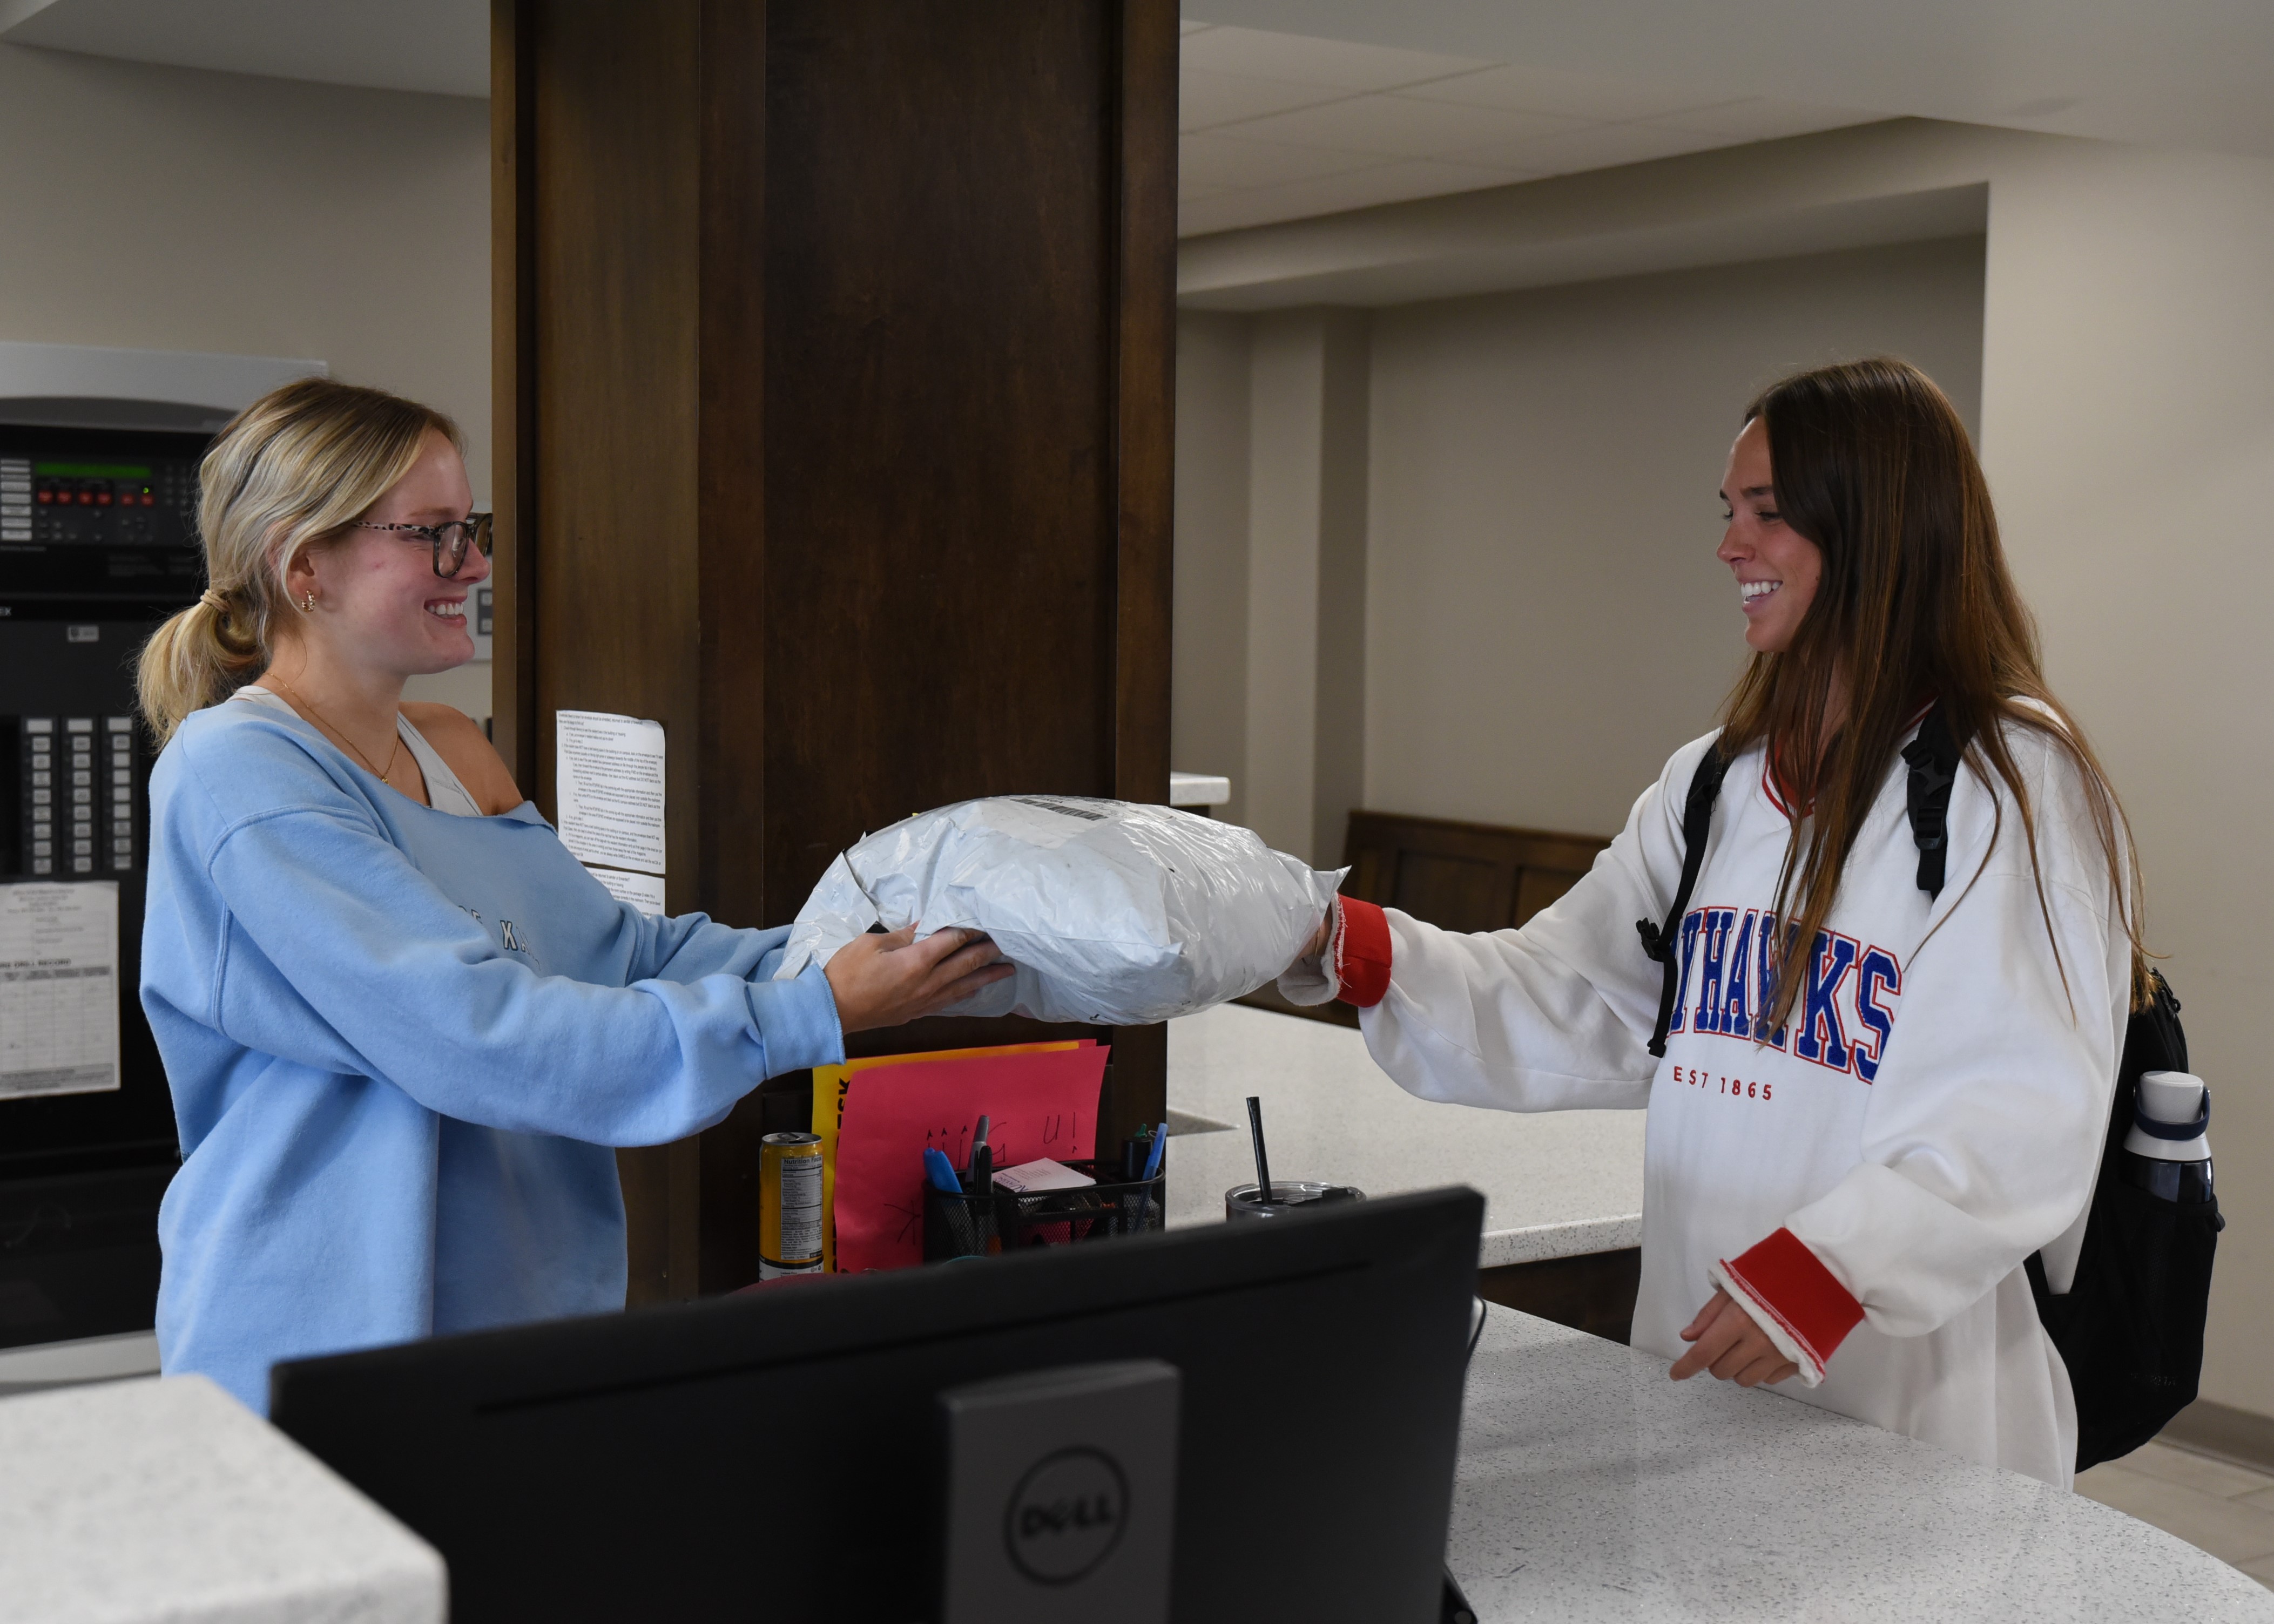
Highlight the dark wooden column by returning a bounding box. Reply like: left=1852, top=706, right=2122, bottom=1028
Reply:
left=492, top=0, right=1176, bottom=1300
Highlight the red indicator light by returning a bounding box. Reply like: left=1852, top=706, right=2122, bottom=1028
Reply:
left=95, top=491, right=113, bottom=506
left=141, top=493, right=156, bottom=506
left=36, top=489, right=52, bottom=504
left=77, top=490, right=95, bottom=505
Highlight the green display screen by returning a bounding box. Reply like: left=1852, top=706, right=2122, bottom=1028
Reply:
left=33, top=461, right=152, bottom=479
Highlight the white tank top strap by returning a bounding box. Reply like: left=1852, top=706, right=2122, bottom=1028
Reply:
left=229, top=684, right=484, bottom=818
left=394, top=713, right=485, bottom=818
left=230, top=683, right=295, bottom=718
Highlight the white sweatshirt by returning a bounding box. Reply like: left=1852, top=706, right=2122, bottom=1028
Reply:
left=1290, top=718, right=2128, bottom=1488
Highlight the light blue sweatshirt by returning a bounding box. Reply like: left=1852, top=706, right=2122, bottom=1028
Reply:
left=140, top=700, right=844, bottom=1413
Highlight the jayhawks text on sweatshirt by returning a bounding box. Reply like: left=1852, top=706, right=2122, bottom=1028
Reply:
left=1287, top=715, right=2125, bottom=1488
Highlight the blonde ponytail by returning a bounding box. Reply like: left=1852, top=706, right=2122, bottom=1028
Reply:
left=136, top=588, right=268, bottom=742
left=136, top=377, right=463, bottom=745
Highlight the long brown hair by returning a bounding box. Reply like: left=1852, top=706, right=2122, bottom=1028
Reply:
left=1720, top=357, right=2146, bottom=1032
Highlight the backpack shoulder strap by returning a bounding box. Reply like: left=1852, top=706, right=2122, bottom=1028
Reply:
left=1899, top=701, right=1968, bottom=899
left=1637, top=741, right=1730, bottom=1059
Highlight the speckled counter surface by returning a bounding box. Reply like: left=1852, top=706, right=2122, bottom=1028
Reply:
left=1166, top=1003, right=1644, bottom=1264
left=1454, top=1307, right=2274, bottom=1620
left=0, top=1374, right=443, bottom=1624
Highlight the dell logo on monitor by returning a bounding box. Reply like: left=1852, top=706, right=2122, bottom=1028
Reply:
left=1003, top=1446, right=1128, bottom=1585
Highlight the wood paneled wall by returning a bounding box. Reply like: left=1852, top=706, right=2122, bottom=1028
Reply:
left=492, top=0, right=1176, bottom=1300
left=1236, top=810, right=1614, bottom=1029
left=1344, top=810, right=1608, bottom=936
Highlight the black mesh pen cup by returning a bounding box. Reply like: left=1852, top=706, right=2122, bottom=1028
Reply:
left=922, top=1158, right=1165, bottom=1262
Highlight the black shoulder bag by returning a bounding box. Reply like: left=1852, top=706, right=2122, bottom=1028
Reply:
left=1637, top=706, right=2221, bottom=1470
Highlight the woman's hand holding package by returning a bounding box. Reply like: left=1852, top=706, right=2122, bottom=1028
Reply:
left=1670, top=1288, right=1799, bottom=1388
left=1286, top=904, right=1334, bottom=976
left=825, top=924, right=1012, bottom=1034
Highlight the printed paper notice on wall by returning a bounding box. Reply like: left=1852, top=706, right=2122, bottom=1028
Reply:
left=587, top=864, right=667, bottom=918
left=557, top=707, right=666, bottom=870
left=0, top=882, right=121, bottom=1100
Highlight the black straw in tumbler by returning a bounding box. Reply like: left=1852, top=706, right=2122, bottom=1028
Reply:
left=1246, top=1094, right=1273, bottom=1212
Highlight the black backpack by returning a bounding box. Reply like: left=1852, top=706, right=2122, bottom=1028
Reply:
left=1635, top=706, right=2221, bottom=1471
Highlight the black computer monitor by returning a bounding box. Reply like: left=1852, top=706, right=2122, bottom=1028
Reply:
left=271, top=1186, right=1483, bottom=1623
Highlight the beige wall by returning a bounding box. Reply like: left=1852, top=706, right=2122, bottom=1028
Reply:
left=1175, top=307, right=1373, bottom=863
left=1971, top=138, right=2274, bottom=1421
left=1176, top=234, right=1985, bottom=857
left=1364, top=236, right=1985, bottom=835
left=1177, top=120, right=2274, bottom=1423
left=1171, top=313, right=1253, bottom=827
left=1244, top=309, right=1371, bottom=865
left=0, top=42, right=492, bottom=719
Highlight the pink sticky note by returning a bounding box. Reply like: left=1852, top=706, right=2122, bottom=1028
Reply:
left=833, top=1045, right=1109, bottom=1274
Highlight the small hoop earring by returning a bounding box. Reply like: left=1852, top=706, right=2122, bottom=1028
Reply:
left=300, top=591, right=316, bottom=614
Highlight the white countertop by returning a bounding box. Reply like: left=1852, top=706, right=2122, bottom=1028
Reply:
left=8, top=1290, right=2260, bottom=1620
left=0, top=1329, right=160, bottom=1397
left=1166, top=1002, right=1644, bottom=1266
left=0, top=1374, right=443, bottom=1624
left=1455, top=1306, right=2274, bottom=1620
left=1167, top=770, right=1232, bottom=808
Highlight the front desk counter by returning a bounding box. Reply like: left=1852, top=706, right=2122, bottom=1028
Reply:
left=1165, top=1002, right=1644, bottom=1261
left=16, top=1316, right=2265, bottom=1623
left=1460, top=1305, right=2274, bottom=1620
left=1170, top=1006, right=2274, bottom=1620
left=6, top=1004, right=2262, bottom=1621
left=1167, top=1002, right=1648, bottom=1336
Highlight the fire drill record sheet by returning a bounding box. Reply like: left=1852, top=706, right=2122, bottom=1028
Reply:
left=556, top=710, right=667, bottom=876
left=0, top=882, right=120, bottom=1100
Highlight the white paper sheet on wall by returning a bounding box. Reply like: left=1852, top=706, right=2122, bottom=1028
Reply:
left=588, top=864, right=667, bottom=918
left=557, top=709, right=667, bottom=874
left=0, top=882, right=120, bottom=1100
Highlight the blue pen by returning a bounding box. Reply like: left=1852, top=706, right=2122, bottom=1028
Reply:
left=1131, top=1122, right=1168, bottom=1231
left=925, top=1145, right=980, bottom=1261
left=923, top=1146, right=964, bottom=1194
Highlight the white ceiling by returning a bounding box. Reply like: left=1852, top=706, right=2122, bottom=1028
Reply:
left=1192, top=0, right=2274, bottom=163
left=5, top=0, right=2269, bottom=241
left=0, top=1, right=1889, bottom=238
left=1178, top=22, right=1881, bottom=236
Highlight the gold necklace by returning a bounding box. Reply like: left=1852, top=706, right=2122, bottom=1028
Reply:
left=269, top=674, right=403, bottom=784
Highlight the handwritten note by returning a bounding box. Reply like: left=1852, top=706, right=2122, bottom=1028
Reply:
left=833, top=1045, right=1109, bottom=1273
left=812, top=1040, right=1088, bottom=1270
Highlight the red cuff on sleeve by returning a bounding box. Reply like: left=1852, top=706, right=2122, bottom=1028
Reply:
left=1334, top=897, right=1392, bottom=1009
left=1719, top=1228, right=1864, bottom=1372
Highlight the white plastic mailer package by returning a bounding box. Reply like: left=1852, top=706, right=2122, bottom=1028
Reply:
left=772, top=796, right=1345, bottom=1025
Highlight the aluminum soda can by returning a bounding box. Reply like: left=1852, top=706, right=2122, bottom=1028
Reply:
left=759, top=1131, right=825, bottom=1278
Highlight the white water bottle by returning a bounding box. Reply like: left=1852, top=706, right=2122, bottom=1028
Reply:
left=2122, top=1070, right=2214, bottom=1203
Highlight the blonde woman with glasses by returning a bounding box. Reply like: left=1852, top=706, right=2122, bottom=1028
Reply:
left=138, top=377, right=1007, bottom=1413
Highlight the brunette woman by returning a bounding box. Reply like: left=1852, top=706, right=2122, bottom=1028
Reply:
left=1284, top=357, right=2143, bottom=1488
